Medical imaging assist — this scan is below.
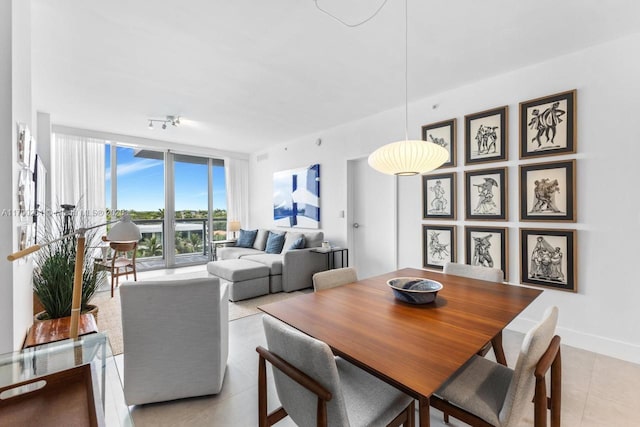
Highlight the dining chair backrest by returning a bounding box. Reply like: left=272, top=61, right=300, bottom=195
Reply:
left=262, top=315, right=350, bottom=426
left=312, top=267, right=358, bottom=292
left=443, top=262, right=503, bottom=283
left=110, top=241, right=137, bottom=262
left=499, top=306, right=559, bottom=426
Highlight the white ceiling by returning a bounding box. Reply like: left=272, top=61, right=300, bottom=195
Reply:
left=32, top=0, right=640, bottom=154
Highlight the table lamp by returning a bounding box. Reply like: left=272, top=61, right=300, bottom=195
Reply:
left=228, top=221, right=241, bottom=239
left=7, top=213, right=141, bottom=340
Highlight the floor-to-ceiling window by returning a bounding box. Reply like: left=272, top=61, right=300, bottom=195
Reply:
left=105, top=144, right=226, bottom=270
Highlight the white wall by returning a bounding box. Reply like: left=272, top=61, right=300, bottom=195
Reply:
left=249, top=32, right=640, bottom=364
left=0, top=0, right=34, bottom=353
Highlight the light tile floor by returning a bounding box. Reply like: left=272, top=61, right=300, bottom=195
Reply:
left=116, top=267, right=640, bottom=426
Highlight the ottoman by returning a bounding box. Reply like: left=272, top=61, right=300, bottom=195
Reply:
left=207, top=259, right=270, bottom=302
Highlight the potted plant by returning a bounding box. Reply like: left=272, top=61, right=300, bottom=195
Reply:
left=32, top=209, right=100, bottom=322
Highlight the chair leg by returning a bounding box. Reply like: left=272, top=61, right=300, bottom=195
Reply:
left=550, top=349, right=562, bottom=427
left=111, top=270, right=115, bottom=297
left=491, top=331, right=508, bottom=366
left=258, top=355, right=268, bottom=427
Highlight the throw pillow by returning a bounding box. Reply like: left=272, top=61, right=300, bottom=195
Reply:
left=265, top=232, right=286, bottom=254
left=253, top=229, right=269, bottom=251
left=288, top=236, right=305, bottom=250
left=236, top=229, right=258, bottom=248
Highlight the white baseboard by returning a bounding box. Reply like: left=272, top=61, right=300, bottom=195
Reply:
left=507, top=317, right=640, bottom=365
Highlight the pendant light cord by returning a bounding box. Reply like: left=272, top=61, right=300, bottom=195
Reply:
left=313, top=0, right=391, bottom=28
left=313, top=0, right=409, bottom=140
left=404, top=0, right=409, bottom=141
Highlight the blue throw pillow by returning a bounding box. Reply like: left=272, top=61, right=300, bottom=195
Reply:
left=265, top=232, right=286, bottom=254
left=289, top=236, right=305, bottom=250
left=236, top=229, right=258, bottom=248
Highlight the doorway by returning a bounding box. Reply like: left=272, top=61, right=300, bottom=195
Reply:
left=347, top=157, right=397, bottom=279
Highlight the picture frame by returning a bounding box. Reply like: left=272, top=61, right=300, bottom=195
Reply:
left=520, top=228, right=577, bottom=292
left=519, top=89, right=576, bottom=159
left=17, top=123, right=29, bottom=168
left=422, top=172, right=456, bottom=220
left=421, top=118, right=456, bottom=168
left=464, top=106, right=508, bottom=164
left=465, top=167, right=507, bottom=220
left=422, top=224, right=456, bottom=270
left=273, top=164, right=320, bottom=229
left=519, top=159, right=576, bottom=222
left=465, top=226, right=508, bottom=281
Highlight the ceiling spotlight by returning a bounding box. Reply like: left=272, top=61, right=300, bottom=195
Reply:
left=147, top=115, right=182, bottom=130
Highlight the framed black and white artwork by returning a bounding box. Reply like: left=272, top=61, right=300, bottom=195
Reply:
left=422, top=224, right=456, bottom=270
left=422, top=172, right=456, bottom=220
left=465, top=167, right=507, bottom=220
left=519, top=90, right=576, bottom=159
left=520, top=228, right=577, bottom=292
left=421, top=118, right=456, bottom=168
left=465, top=226, right=508, bottom=281
left=464, top=106, right=508, bottom=164
left=519, top=160, right=576, bottom=222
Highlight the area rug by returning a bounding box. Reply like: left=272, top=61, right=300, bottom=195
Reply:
left=92, top=288, right=306, bottom=356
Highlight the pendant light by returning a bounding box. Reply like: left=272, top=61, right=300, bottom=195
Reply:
left=368, top=0, right=448, bottom=176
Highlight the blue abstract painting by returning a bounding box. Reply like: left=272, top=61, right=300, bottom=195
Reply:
left=273, top=164, right=320, bottom=229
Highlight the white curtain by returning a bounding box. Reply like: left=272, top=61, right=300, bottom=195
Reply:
left=51, top=133, right=106, bottom=227
left=224, top=158, right=249, bottom=230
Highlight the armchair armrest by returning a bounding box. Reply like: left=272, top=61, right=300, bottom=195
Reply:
left=257, top=346, right=332, bottom=426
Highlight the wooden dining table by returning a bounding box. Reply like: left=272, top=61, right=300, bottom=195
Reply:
left=259, top=267, right=543, bottom=427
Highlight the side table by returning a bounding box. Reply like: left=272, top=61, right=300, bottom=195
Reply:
left=0, top=333, right=132, bottom=426
left=210, top=239, right=237, bottom=261
left=310, top=247, right=349, bottom=270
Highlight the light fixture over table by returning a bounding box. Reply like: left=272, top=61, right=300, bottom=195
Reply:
left=367, top=0, right=448, bottom=176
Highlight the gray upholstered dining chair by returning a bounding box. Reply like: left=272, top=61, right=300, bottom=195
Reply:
left=257, top=315, right=415, bottom=427
left=120, top=276, right=229, bottom=405
left=443, top=262, right=507, bottom=365
left=431, top=306, right=561, bottom=427
left=312, top=267, right=358, bottom=292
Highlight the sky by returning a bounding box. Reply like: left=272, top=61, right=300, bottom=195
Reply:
left=105, top=146, right=227, bottom=212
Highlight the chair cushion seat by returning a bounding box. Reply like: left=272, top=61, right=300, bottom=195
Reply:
left=335, top=357, right=414, bottom=427
left=207, top=259, right=270, bottom=282
left=435, top=355, right=513, bottom=426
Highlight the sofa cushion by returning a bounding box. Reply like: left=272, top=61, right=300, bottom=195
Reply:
left=265, top=231, right=286, bottom=254
left=241, top=254, right=284, bottom=276
left=283, top=232, right=304, bottom=252
left=253, top=229, right=269, bottom=251
left=207, top=259, right=270, bottom=281
left=302, top=231, right=323, bottom=248
left=236, top=229, right=258, bottom=248
left=217, top=247, right=263, bottom=260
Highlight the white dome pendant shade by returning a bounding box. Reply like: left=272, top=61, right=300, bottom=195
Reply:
left=367, top=0, right=449, bottom=177
left=368, top=139, right=449, bottom=176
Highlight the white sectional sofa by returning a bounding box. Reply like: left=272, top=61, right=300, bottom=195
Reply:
left=211, top=229, right=327, bottom=295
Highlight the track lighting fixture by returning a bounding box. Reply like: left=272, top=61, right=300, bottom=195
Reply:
left=147, top=115, right=181, bottom=130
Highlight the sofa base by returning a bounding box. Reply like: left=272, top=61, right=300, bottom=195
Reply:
left=207, top=260, right=270, bottom=302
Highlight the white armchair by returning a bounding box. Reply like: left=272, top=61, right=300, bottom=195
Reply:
left=120, top=276, right=228, bottom=405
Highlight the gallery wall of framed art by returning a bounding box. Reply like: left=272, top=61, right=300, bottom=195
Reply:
left=420, top=90, right=579, bottom=293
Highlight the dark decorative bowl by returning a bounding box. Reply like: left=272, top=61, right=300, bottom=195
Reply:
left=387, top=277, right=443, bottom=304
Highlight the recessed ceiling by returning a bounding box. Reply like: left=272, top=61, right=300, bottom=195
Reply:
left=32, top=0, right=640, bottom=154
